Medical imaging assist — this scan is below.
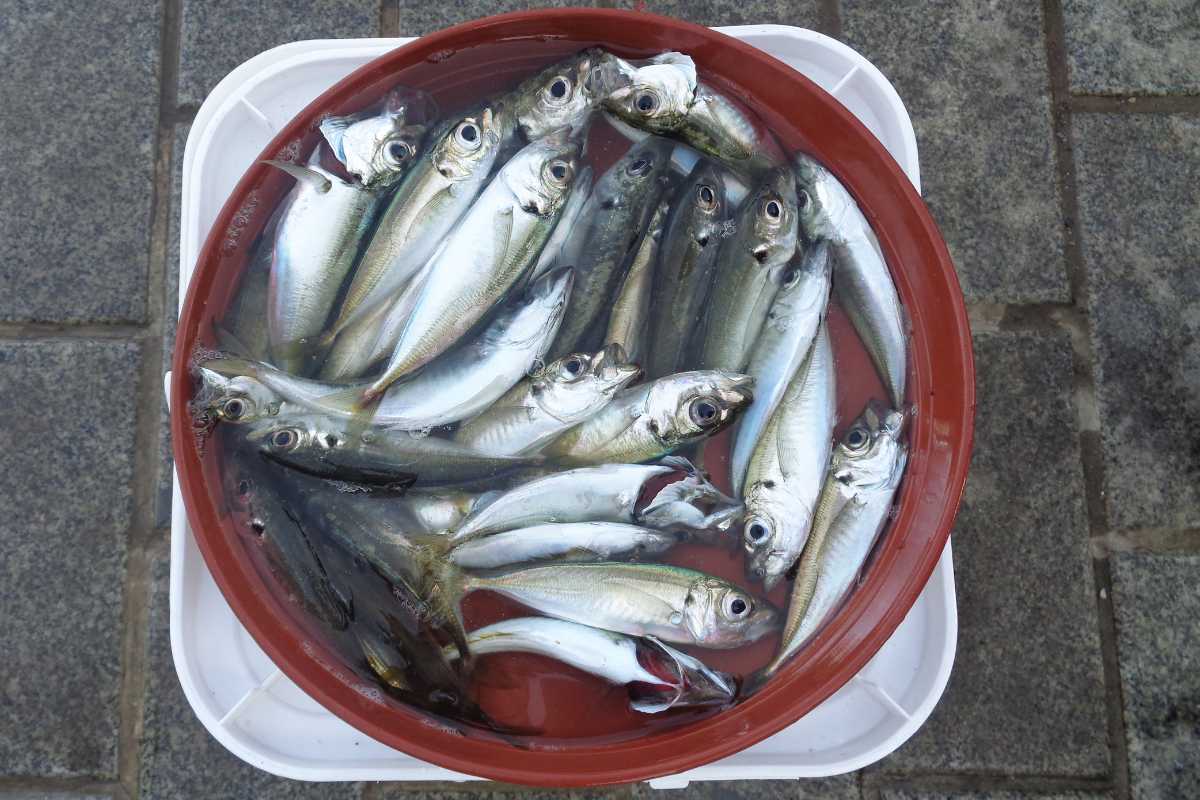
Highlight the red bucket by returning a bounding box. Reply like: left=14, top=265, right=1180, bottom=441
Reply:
left=171, top=8, right=974, bottom=786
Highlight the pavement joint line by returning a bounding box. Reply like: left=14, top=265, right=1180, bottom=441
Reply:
left=1042, top=1, right=1129, bottom=797
left=1070, top=94, right=1200, bottom=114
left=1091, top=528, right=1200, bottom=556
left=379, top=0, right=399, bottom=38
left=865, top=771, right=1116, bottom=794
left=818, top=0, right=842, bottom=39
left=0, top=777, right=130, bottom=797
left=0, top=322, right=151, bottom=339
left=170, top=103, right=199, bottom=125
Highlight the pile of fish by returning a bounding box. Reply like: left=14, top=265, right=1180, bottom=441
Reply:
left=193, top=47, right=910, bottom=731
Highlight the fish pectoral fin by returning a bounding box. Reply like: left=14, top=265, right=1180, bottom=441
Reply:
left=492, top=205, right=515, bottom=265
left=318, top=114, right=356, bottom=163
left=262, top=160, right=333, bottom=193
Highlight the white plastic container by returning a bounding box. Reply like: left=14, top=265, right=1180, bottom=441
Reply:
left=168, top=26, right=954, bottom=788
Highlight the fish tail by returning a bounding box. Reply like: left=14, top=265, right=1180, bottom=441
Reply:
left=198, top=353, right=260, bottom=379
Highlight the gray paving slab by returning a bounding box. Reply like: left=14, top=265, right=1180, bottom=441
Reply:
left=841, top=0, right=1067, bottom=304
left=1073, top=114, right=1200, bottom=531
left=138, top=557, right=363, bottom=799
left=0, top=340, right=139, bottom=777
left=608, top=0, right=822, bottom=29
left=178, top=0, right=379, bottom=106
left=394, top=0, right=594, bottom=37
left=1111, top=553, right=1200, bottom=800
left=880, top=791, right=1110, bottom=800
left=0, top=794, right=114, bottom=800
left=636, top=776, right=860, bottom=797
left=0, top=1, right=160, bottom=323
left=1062, top=0, right=1200, bottom=95
left=873, top=331, right=1108, bottom=775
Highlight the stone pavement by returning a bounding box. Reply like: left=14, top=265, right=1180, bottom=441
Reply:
left=0, top=1, right=1196, bottom=798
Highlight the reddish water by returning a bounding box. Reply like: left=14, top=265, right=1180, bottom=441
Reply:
left=198, top=38, right=898, bottom=747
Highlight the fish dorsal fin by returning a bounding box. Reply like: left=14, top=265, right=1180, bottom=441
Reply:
left=262, top=160, right=332, bottom=193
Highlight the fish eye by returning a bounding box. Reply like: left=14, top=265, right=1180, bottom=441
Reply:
left=723, top=591, right=751, bottom=619
left=559, top=355, right=586, bottom=379
left=270, top=429, right=297, bottom=449
left=689, top=396, right=721, bottom=427
left=386, top=139, right=413, bottom=163
left=753, top=246, right=769, bottom=263
left=547, top=76, right=571, bottom=101
left=455, top=122, right=481, bottom=148
left=782, top=268, right=800, bottom=286
left=634, top=89, right=659, bottom=114
left=845, top=426, right=870, bottom=450
left=763, top=199, right=782, bottom=220
left=235, top=479, right=251, bottom=496
left=745, top=518, right=771, bottom=544
left=697, top=184, right=717, bottom=209
left=797, top=189, right=810, bottom=210
left=626, top=156, right=651, bottom=176
left=221, top=398, right=245, bottom=421
left=545, top=159, right=572, bottom=185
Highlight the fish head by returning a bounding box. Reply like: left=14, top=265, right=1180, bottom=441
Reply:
left=512, top=48, right=628, bottom=140
left=742, top=166, right=800, bottom=268
left=766, top=240, right=833, bottom=329
left=646, top=370, right=755, bottom=448
left=639, top=458, right=743, bottom=538
left=193, top=368, right=281, bottom=425
left=793, top=152, right=850, bottom=241
left=607, top=136, right=676, bottom=201
left=430, top=107, right=502, bottom=182
left=683, top=576, right=778, bottom=647
left=631, top=637, right=736, bottom=712
left=531, top=343, right=641, bottom=421
left=319, top=87, right=435, bottom=188
left=682, top=159, right=730, bottom=244
left=244, top=413, right=342, bottom=459
left=501, top=129, right=582, bottom=217
left=742, top=482, right=811, bottom=591
left=603, top=52, right=697, bottom=135
left=831, top=402, right=908, bottom=491
left=494, top=266, right=575, bottom=350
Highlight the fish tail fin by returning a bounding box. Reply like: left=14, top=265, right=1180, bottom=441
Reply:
left=198, top=353, right=260, bottom=379
left=212, top=321, right=255, bottom=359
left=262, top=159, right=332, bottom=192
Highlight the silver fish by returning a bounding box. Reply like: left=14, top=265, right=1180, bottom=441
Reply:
left=605, top=200, right=669, bottom=364
left=242, top=412, right=539, bottom=486
left=531, top=165, right=593, bottom=280
left=766, top=404, right=907, bottom=673
left=742, top=321, right=837, bottom=591
left=319, top=86, right=434, bottom=188
left=645, top=159, right=732, bottom=380
left=216, top=232, right=273, bottom=362
left=458, top=562, right=778, bottom=649
left=604, top=52, right=784, bottom=176
left=443, top=617, right=735, bottom=713
left=454, top=344, right=639, bottom=456
left=795, top=152, right=907, bottom=407
left=448, top=522, right=676, bottom=569
left=697, top=166, right=800, bottom=373
left=193, top=368, right=287, bottom=427
left=401, top=489, right=491, bottom=534
left=365, top=131, right=582, bottom=399
left=543, top=370, right=754, bottom=465
left=499, top=48, right=629, bottom=143
left=730, top=241, right=832, bottom=496
left=447, top=459, right=738, bottom=545
left=322, top=110, right=503, bottom=345
left=264, top=155, right=379, bottom=372
left=208, top=268, right=574, bottom=430
left=548, top=137, right=676, bottom=357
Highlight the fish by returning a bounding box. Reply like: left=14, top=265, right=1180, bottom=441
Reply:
left=207, top=268, right=574, bottom=430
left=216, top=231, right=273, bottom=362
left=548, top=137, right=676, bottom=358
left=530, top=165, right=592, bottom=280
left=192, top=368, right=287, bottom=428
left=794, top=152, right=907, bottom=407
left=498, top=48, right=630, bottom=143
left=603, top=52, right=784, bottom=177
left=644, top=159, right=732, bottom=380
left=319, top=86, right=434, bottom=188
left=453, top=344, right=639, bottom=457
left=364, top=130, right=583, bottom=399
left=697, top=166, right=800, bottom=373
left=455, top=562, right=778, bottom=649
left=443, top=617, right=736, bottom=713
left=542, top=370, right=754, bottom=466
left=730, top=241, right=832, bottom=496
left=604, top=199, right=669, bottom=364
left=321, top=110, right=504, bottom=346
left=399, top=489, right=492, bottom=534
left=742, top=321, right=837, bottom=591
left=448, top=522, right=677, bottom=569
left=264, top=154, right=380, bottom=373
left=765, top=403, right=907, bottom=674
left=240, top=412, right=540, bottom=487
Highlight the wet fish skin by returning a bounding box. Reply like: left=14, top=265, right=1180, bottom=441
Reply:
left=742, top=321, right=837, bottom=591
left=265, top=157, right=380, bottom=373
left=319, top=86, right=433, bottom=188
left=448, top=522, right=677, bottom=569
left=366, top=131, right=582, bottom=398
left=323, top=110, right=503, bottom=343
left=605, top=199, right=669, bottom=364
left=442, top=617, right=736, bottom=713
left=460, top=562, right=778, bottom=649
left=697, top=165, right=800, bottom=373
left=766, top=403, right=907, bottom=673
left=730, top=241, right=832, bottom=496
left=543, top=370, right=754, bottom=465
left=794, top=152, right=907, bottom=407
left=645, top=159, right=732, bottom=380
left=531, top=165, right=592, bottom=280
left=548, top=136, right=676, bottom=358
left=453, top=343, right=639, bottom=457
